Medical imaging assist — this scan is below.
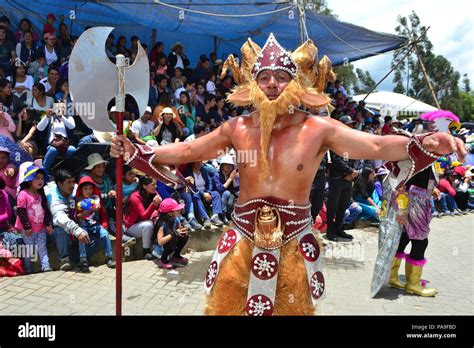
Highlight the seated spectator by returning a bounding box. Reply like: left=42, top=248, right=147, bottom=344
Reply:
left=206, top=71, right=217, bottom=95
left=130, top=106, right=158, bottom=145
left=175, top=91, right=196, bottom=137
left=154, top=74, right=173, bottom=104
left=194, top=57, right=210, bottom=84
left=184, top=122, right=207, bottom=143
left=1, top=78, right=28, bottom=121
left=181, top=161, right=224, bottom=228
left=54, top=79, right=71, bottom=104
left=437, top=169, right=463, bottom=215
left=41, top=32, right=59, bottom=67
left=212, top=154, right=240, bottom=223
left=196, top=93, right=218, bottom=126
left=192, top=82, right=206, bottom=109
left=374, top=167, right=389, bottom=203
left=155, top=107, right=182, bottom=145
left=123, top=165, right=138, bottom=200
left=174, top=80, right=195, bottom=104
left=0, top=27, right=15, bottom=76
left=115, top=36, right=130, bottom=57
left=28, top=53, right=48, bottom=82
left=155, top=198, right=189, bottom=269
left=36, top=103, right=76, bottom=169
left=124, top=175, right=162, bottom=260
left=0, top=103, right=15, bottom=141
left=343, top=201, right=363, bottom=229
left=334, top=79, right=347, bottom=98
left=382, top=116, right=393, bottom=135
left=215, top=96, right=228, bottom=125
left=57, top=23, right=71, bottom=60
left=149, top=41, right=164, bottom=70
left=353, top=167, right=380, bottom=221
left=15, top=30, right=38, bottom=68
left=15, top=18, right=39, bottom=43
left=26, top=82, right=54, bottom=120
left=42, top=13, right=56, bottom=35
left=16, top=103, right=39, bottom=156
left=8, top=62, right=34, bottom=101
left=105, top=33, right=116, bottom=60
left=325, top=81, right=335, bottom=96
left=39, top=66, right=59, bottom=96
left=0, top=146, right=18, bottom=199
left=0, top=177, right=13, bottom=232
left=170, top=67, right=186, bottom=92
left=74, top=177, right=115, bottom=272
left=154, top=54, right=169, bottom=79
left=168, top=42, right=191, bottom=74
left=15, top=165, right=53, bottom=273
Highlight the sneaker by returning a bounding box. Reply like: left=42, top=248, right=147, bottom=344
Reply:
left=451, top=210, right=461, bottom=216
left=59, top=257, right=72, bottom=271
left=122, top=235, right=136, bottom=247
left=188, top=218, right=203, bottom=230
left=455, top=209, right=467, bottom=215
left=158, top=260, right=173, bottom=269
left=106, top=257, right=116, bottom=269
left=211, top=216, right=224, bottom=227
left=181, top=218, right=192, bottom=230
left=79, top=259, right=90, bottom=273
left=170, top=256, right=189, bottom=266
left=221, top=215, right=229, bottom=225
left=203, top=219, right=212, bottom=229
left=144, top=252, right=154, bottom=261
left=325, top=234, right=351, bottom=243
left=42, top=267, right=53, bottom=272
left=432, top=211, right=439, bottom=218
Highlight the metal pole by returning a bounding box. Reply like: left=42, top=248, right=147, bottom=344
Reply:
left=406, top=57, right=410, bottom=94
left=115, top=54, right=126, bottom=316
left=412, top=44, right=441, bottom=109
left=296, top=1, right=303, bottom=45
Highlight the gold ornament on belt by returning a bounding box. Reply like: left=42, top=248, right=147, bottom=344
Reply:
left=254, top=205, right=284, bottom=249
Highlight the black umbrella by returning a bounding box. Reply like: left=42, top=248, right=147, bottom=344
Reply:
left=52, top=142, right=116, bottom=179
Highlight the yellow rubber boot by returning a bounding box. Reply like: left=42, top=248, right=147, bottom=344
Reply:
left=405, top=257, right=437, bottom=297
left=388, top=253, right=405, bottom=289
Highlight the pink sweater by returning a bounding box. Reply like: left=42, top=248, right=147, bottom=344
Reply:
left=124, top=191, right=158, bottom=228
left=438, top=178, right=456, bottom=197
left=0, top=189, right=12, bottom=230
left=0, top=112, right=16, bottom=141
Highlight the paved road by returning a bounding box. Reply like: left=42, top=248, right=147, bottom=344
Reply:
left=0, top=214, right=472, bottom=315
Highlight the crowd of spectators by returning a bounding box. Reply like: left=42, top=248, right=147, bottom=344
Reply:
left=0, top=13, right=472, bottom=276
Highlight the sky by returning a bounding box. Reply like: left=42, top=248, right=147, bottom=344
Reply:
left=326, top=0, right=474, bottom=94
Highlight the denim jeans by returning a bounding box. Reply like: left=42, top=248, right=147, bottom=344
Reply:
left=78, top=225, right=112, bottom=259
left=43, top=145, right=76, bottom=169
left=21, top=230, right=50, bottom=272
left=437, top=192, right=458, bottom=212
left=179, top=190, right=222, bottom=220
left=344, top=203, right=363, bottom=224
left=47, top=226, right=70, bottom=260
left=221, top=190, right=237, bottom=215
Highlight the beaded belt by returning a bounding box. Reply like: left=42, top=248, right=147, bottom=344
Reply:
left=231, top=197, right=312, bottom=250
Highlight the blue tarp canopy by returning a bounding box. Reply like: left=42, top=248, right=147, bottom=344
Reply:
left=0, top=0, right=408, bottom=65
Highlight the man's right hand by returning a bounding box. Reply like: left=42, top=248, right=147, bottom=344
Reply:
left=77, top=231, right=90, bottom=244
left=110, top=135, right=136, bottom=160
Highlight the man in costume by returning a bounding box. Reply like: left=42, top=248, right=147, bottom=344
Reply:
left=373, top=110, right=462, bottom=298
left=110, top=34, right=465, bottom=315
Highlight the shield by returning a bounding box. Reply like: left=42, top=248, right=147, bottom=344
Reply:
left=68, top=27, right=149, bottom=132
left=0, top=136, right=33, bottom=167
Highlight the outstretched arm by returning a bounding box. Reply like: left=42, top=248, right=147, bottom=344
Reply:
left=319, top=117, right=465, bottom=162
left=111, top=118, right=234, bottom=165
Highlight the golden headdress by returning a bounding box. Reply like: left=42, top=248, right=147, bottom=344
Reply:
left=221, top=33, right=336, bottom=180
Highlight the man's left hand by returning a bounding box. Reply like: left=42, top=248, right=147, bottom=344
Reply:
left=422, top=132, right=466, bottom=163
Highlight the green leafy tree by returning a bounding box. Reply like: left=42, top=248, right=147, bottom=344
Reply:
left=353, top=68, right=377, bottom=94
left=462, top=73, right=471, bottom=93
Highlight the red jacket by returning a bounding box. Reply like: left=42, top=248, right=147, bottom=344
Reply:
left=124, top=190, right=158, bottom=228
left=438, top=178, right=456, bottom=197
left=75, top=176, right=108, bottom=230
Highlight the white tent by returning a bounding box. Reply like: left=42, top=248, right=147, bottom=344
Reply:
left=353, top=91, right=437, bottom=118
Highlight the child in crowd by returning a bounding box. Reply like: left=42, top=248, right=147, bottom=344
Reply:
left=75, top=176, right=115, bottom=272
left=15, top=165, right=52, bottom=273
left=0, top=147, right=18, bottom=199
left=155, top=198, right=189, bottom=269
left=27, top=53, right=48, bottom=83
left=123, top=165, right=138, bottom=200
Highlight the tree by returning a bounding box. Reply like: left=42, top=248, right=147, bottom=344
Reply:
left=333, top=64, right=358, bottom=95
left=353, top=68, right=377, bottom=94
left=462, top=73, right=471, bottom=93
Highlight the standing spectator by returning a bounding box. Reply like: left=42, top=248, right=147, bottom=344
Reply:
left=36, top=104, right=76, bottom=169
left=310, top=153, right=328, bottom=222
left=15, top=18, right=39, bottom=43
left=149, top=41, right=164, bottom=68
left=115, top=36, right=130, bottom=57
left=15, top=165, right=53, bottom=273
left=194, top=57, right=210, bottom=84
left=74, top=176, right=115, bottom=272
left=353, top=167, right=380, bottom=221
left=212, top=154, right=240, bottom=223
left=155, top=107, right=182, bottom=145
left=154, top=54, right=169, bottom=78
left=42, top=14, right=56, bottom=35
left=28, top=53, right=48, bottom=82
left=0, top=27, right=15, bottom=76
left=46, top=169, right=83, bottom=271
left=15, top=31, right=38, bottom=68
left=129, top=36, right=140, bottom=59
left=124, top=175, right=162, bottom=260
left=41, top=32, right=58, bottom=67
left=39, top=66, right=59, bottom=96
left=0, top=102, right=15, bottom=140
left=0, top=146, right=18, bottom=199
left=382, top=116, right=393, bottom=135
left=130, top=106, right=158, bottom=145
left=168, top=42, right=190, bottom=71
left=182, top=161, right=224, bottom=228
left=175, top=91, right=196, bottom=137
left=0, top=16, right=16, bottom=44
left=105, top=33, right=116, bottom=60
left=155, top=198, right=189, bottom=269
left=334, top=79, right=347, bottom=98
left=196, top=93, right=218, bottom=126
left=0, top=78, right=27, bottom=119
left=57, top=23, right=71, bottom=60
left=7, top=62, right=34, bottom=101
left=170, top=67, right=186, bottom=92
